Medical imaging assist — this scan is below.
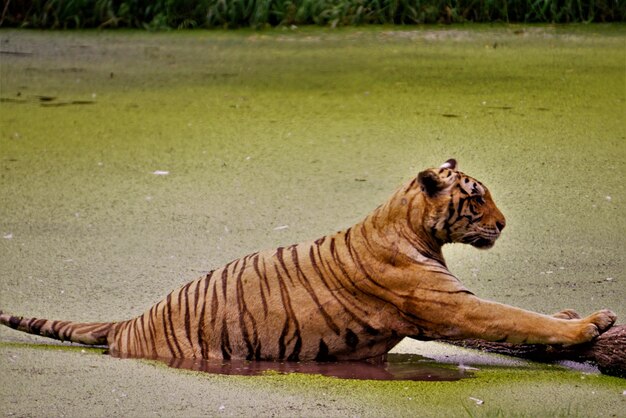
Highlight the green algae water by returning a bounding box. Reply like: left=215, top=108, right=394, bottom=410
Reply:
left=1, top=26, right=625, bottom=416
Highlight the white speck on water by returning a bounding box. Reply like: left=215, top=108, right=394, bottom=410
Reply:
left=91, top=93, right=97, bottom=99
left=605, top=196, right=612, bottom=201
left=145, top=196, right=153, bottom=201
left=153, top=170, right=169, bottom=176
left=274, top=225, right=289, bottom=231
left=60, top=290, right=64, bottom=294
left=469, top=397, right=484, bottom=405
left=224, top=226, right=230, bottom=233
left=97, top=162, right=103, bottom=166
left=218, top=405, right=225, bottom=412
left=3, top=233, right=13, bottom=239
left=245, top=156, right=251, bottom=161
left=605, top=277, right=613, bottom=282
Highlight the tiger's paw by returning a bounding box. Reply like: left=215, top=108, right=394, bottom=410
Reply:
left=585, top=309, right=617, bottom=333
left=575, top=309, right=617, bottom=343
left=552, top=309, right=581, bottom=320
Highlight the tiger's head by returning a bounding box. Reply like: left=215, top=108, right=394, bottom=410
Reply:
left=411, top=159, right=506, bottom=249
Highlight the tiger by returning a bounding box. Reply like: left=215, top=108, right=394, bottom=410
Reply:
left=0, top=159, right=617, bottom=363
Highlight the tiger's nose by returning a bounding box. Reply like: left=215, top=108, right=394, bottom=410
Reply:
left=495, top=220, right=506, bottom=232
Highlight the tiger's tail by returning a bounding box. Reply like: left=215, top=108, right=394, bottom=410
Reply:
left=0, top=310, right=115, bottom=346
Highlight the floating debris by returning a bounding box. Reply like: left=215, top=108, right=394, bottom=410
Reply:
left=469, top=397, right=484, bottom=405
left=0, top=50, right=33, bottom=56
left=152, top=170, right=169, bottom=176
left=273, top=225, right=289, bottom=231
left=40, top=100, right=96, bottom=107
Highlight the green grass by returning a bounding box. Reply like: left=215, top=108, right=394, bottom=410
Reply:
left=2, top=0, right=625, bottom=29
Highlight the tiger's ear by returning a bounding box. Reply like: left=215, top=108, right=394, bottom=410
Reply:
left=440, top=159, right=457, bottom=170
left=417, top=169, right=444, bottom=197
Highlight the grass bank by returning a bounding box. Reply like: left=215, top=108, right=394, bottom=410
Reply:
left=2, top=0, right=625, bottom=29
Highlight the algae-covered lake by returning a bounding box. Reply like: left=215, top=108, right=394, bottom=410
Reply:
left=1, top=26, right=625, bottom=416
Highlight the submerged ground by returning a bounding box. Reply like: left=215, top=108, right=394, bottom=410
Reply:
left=0, top=26, right=624, bottom=416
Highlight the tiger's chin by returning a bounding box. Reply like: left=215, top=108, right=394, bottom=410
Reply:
left=461, top=234, right=499, bottom=249
left=470, top=237, right=496, bottom=249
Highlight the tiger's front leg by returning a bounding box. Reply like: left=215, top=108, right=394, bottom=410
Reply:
left=405, top=292, right=616, bottom=345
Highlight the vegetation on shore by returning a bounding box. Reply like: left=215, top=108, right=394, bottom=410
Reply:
left=2, top=0, right=625, bottom=29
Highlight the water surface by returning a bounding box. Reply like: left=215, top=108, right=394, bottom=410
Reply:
left=114, top=352, right=471, bottom=381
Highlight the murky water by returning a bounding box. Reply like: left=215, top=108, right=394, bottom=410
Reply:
left=112, top=352, right=471, bottom=381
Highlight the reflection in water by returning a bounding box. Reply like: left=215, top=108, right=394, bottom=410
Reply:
left=113, top=352, right=472, bottom=381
